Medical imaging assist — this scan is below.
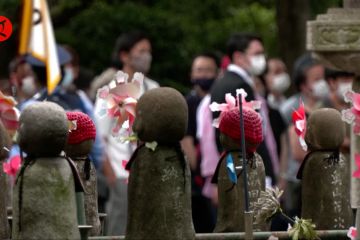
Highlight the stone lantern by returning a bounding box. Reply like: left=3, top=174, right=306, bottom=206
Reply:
left=307, top=1, right=360, bottom=238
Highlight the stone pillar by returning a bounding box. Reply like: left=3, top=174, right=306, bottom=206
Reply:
left=307, top=1, right=360, bottom=236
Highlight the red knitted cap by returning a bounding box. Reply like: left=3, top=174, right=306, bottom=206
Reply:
left=219, top=107, right=263, bottom=152
left=66, top=111, right=96, bottom=145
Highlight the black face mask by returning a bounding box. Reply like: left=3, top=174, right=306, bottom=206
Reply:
left=192, top=78, right=216, bottom=91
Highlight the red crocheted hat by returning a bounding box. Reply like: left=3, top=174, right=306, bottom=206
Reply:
left=66, top=111, right=96, bottom=145
left=219, top=107, right=263, bottom=152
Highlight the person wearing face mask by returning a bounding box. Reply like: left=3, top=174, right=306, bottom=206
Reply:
left=323, top=69, right=354, bottom=111
left=92, top=31, right=159, bottom=236
left=264, top=58, right=290, bottom=109
left=281, top=54, right=326, bottom=124
left=8, top=57, right=40, bottom=107
left=211, top=33, right=266, bottom=110
left=90, top=31, right=158, bottom=101
left=322, top=69, right=354, bottom=159
left=211, top=33, right=277, bottom=189
left=279, top=53, right=326, bottom=222
left=180, top=52, right=219, bottom=233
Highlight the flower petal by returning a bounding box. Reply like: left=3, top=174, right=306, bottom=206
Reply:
left=347, top=227, right=357, bottom=239
left=353, top=93, right=360, bottom=111
left=344, top=89, right=354, bottom=103
left=225, top=93, right=236, bottom=108
left=236, top=88, right=248, bottom=100
left=342, top=109, right=355, bottom=124
left=115, top=71, right=129, bottom=84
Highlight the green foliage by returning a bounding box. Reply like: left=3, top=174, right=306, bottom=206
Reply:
left=2, top=0, right=342, bottom=93
left=53, top=0, right=277, bottom=93
left=288, top=217, right=318, bottom=240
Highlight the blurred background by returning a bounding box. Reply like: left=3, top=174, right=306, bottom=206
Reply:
left=0, top=0, right=342, bottom=93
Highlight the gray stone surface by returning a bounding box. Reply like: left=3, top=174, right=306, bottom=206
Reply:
left=18, top=102, right=68, bottom=157
left=12, top=102, right=80, bottom=239
left=301, top=109, right=352, bottom=230
left=0, top=164, right=9, bottom=239
left=12, top=157, right=80, bottom=239
left=214, top=151, right=266, bottom=232
left=307, top=6, right=360, bottom=74
left=126, top=145, right=194, bottom=240
left=0, top=121, right=10, bottom=239
left=126, top=87, right=194, bottom=240
left=73, top=158, right=101, bottom=236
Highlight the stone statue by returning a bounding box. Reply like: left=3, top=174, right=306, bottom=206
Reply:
left=12, top=102, right=81, bottom=240
left=125, top=87, right=195, bottom=240
left=212, top=106, right=266, bottom=232
left=0, top=121, right=11, bottom=239
left=298, top=108, right=352, bottom=230
left=65, top=111, right=101, bottom=236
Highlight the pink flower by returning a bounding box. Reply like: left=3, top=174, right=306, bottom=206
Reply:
left=292, top=100, right=307, bottom=151
left=342, top=90, right=360, bottom=135
left=3, top=155, right=21, bottom=177
left=96, top=71, right=143, bottom=136
left=209, top=88, right=261, bottom=128
left=353, top=154, right=360, bottom=178
left=347, top=226, right=357, bottom=240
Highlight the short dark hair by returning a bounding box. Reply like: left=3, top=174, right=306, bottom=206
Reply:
left=293, top=53, right=321, bottom=92
left=111, top=31, right=150, bottom=68
left=8, top=56, right=26, bottom=74
left=193, top=52, right=220, bottom=68
left=325, top=68, right=355, bottom=80
left=226, top=33, right=263, bottom=62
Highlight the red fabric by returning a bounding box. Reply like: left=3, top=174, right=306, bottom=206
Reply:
left=219, top=107, right=263, bottom=152
left=66, top=111, right=96, bottom=145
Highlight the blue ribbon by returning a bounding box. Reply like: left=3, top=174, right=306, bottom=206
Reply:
left=226, top=153, right=237, bottom=184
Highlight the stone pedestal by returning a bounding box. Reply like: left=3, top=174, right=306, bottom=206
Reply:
left=12, top=158, right=80, bottom=240
left=74, top=159, right=100, bottom=236
left=307, top=1, right=360, bottom=230
left=214, top=152, right=266, bottom=233
left=0, top=164, right=9, bottom=239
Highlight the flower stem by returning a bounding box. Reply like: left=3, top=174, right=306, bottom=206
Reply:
left=279, top=209, right=295, bottom=225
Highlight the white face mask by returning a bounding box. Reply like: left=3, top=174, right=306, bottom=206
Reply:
left=21, top=76, right=36, bottom=96
left=271, top=73, right=290, bottom=93
left=62, top=67, right=74, bottom=87
left=337, top=82, right=352, bottom=100
left=312, top=79, right=329, bottom=99
left=131, top=52, right=152, bottom=73
left=249, top=54, right=266, bottom=76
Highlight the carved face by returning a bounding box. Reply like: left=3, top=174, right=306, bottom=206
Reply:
left=18, top=102, right=68, bottom=157
left=305, top=108, right=345, bottom=151
left=133, top=87, right=188, bottom=144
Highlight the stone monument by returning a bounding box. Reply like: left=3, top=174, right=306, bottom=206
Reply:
left=65, top=111, right=101, bottom=236
left=298, top=108, right=352, bottom=230
left=12, top=102, right=81, bottom=239
left=125, top=87, right=195, bottom=240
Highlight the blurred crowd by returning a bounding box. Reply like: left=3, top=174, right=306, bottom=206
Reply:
left=3, top=31, right=355, bottom=234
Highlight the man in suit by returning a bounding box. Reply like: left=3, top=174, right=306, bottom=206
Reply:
left=210, top=33, right=277, bottom=186
left=211, top=33, right=265, bottom=112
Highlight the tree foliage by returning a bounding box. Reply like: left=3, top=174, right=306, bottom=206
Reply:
left=0, top=0, right=343, bottom=93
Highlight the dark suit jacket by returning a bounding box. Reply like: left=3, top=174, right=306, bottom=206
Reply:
left=210, top=70, right=276, bottom=183
left=211, top=70, right=255, bottom=120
